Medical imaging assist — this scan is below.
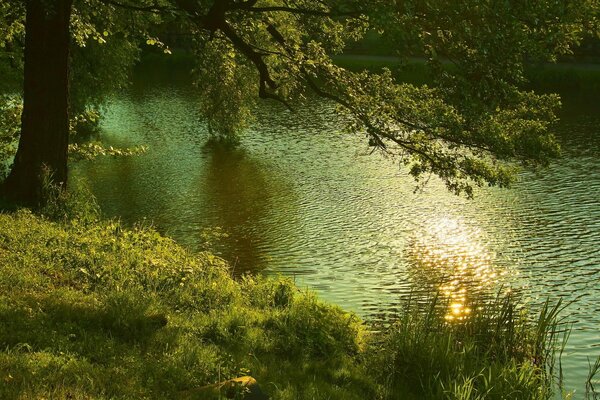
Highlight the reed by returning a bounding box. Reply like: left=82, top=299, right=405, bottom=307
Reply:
left=367, top=293, right=565, bottom=399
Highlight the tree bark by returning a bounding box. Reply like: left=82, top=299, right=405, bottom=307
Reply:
left=1, top=0, right=73, bottom=205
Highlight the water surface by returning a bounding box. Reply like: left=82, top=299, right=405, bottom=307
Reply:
left=72, top=77, right=600, bottom=395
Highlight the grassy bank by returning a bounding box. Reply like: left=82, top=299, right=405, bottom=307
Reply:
left=0, top=206, right=373, bottom=399
left=0, top=199, right=563, bottom=399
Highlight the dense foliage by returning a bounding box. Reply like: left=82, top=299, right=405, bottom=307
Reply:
left=1, top=1, right=599, bottom=198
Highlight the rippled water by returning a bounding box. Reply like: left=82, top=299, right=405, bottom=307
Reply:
left=71, top=78, right=600, bottom=395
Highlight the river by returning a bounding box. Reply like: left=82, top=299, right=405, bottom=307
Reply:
left=71, top=71, right=600, bottom=396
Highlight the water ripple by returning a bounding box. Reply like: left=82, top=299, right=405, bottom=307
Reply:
left=71, top=83, right=600, bottom=394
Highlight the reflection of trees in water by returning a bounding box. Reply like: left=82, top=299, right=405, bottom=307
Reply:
left=199, top=144, right=292, bottom=274
left=405, top=217, right=508, bottom=321
left=72, top=155, right=159, bottom=224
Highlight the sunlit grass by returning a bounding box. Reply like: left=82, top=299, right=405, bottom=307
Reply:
left=368, top=294, right=565, bottom=399
left=0, top=208, right=373, bottom=399
left=0, top=192, right=569, bottom=399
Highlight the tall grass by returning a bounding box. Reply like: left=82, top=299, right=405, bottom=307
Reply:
left=366, top=294, right=565, bottom=399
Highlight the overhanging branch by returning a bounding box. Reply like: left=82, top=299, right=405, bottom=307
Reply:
left=97, top=0, right=177, bottom=14
left=240, top=6, right=362, bottom=18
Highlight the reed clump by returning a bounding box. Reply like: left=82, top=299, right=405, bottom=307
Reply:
left=367, top=294, right=565, bottom=400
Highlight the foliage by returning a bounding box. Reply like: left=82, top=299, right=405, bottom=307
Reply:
left=0, top=96, right=21, bottom=178
left=98, top=0, right=599, bottom=194
left=0, top=99, right=146, bottom=172
left=69, top=108, right=102, bottom=136
left=3, top=1, right=600, bottom=194
left=0, top=1, right=24, bottom=93
left=69, top=0, right=149, bottom=114
left=68, top=142, right=148, bottom=161
left=0, top=1, right=144, bottom=111
left=194, top=38, right=257, bottom=145
left=0, top=2, right=24, bottom=50
left=115, top=0, right=596, bottom=194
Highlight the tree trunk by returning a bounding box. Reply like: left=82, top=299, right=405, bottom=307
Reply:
left=1, top=0, right=73, bottom=206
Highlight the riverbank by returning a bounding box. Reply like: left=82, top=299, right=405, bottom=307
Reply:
left=136, top=50, right=600, bottom=96
left=0, top=204, right=373, bottom=399
left=0, top=192, right=566, bottom=399
left=332, top=54, right=600, bottom=95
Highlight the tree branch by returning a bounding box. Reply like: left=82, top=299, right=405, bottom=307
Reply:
left=238, top=6, right=362, bottom=18
left=97, top=0, right=177, bottom=14
left=218, top=21, right=292, bottom=109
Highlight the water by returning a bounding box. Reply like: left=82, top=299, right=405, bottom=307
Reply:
left=71, top=76, right=600, bottom=395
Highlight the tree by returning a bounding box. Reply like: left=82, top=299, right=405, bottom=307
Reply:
left=2, top=0, right=72, bottom=204
left=1, top=0, right=598, bottom=205
left=0, top=0, right=149, bottom=204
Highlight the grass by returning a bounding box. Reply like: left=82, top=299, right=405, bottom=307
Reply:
left=0, top=189, right=568, bottom=399
left=0, top=202, right=374, bottom=399
left=369, top=295, right=564, bottom=399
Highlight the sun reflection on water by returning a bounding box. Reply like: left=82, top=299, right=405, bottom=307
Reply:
left=407, top=216, right=510, bottom=321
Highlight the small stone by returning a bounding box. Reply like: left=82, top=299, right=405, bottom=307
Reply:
left=182, top=375, right=268, bottom=400
left=222, top=376, right=268, bottom=399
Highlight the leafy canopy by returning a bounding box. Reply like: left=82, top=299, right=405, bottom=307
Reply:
left=1, top=0, right=599, bottom=195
